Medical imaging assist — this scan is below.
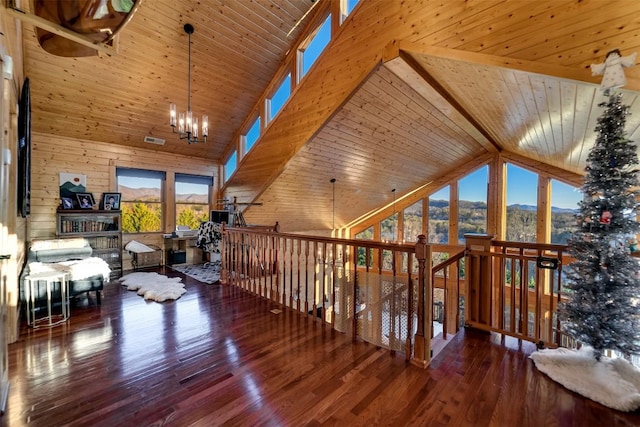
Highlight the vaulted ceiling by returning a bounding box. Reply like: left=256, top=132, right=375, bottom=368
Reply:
left=14, top=0, right=640, bottom=232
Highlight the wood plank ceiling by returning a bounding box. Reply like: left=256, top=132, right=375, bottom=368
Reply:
left=18, top=0, right=315, bottom=162
left=16, top=0, right=640, bottom=233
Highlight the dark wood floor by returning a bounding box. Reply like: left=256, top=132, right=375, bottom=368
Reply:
left=3, top=266, right=640, bottom=427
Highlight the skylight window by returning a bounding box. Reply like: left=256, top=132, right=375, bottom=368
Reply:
left=300, top=15, right=331, bottom=77
left=268, top=73, right=291, bottom=122
left=244, top=117, right=260, bottom=154
left=225, top=151, right=237, bottom=183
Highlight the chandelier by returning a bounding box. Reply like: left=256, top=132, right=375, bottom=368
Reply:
left=169, top=23, right=208, bottom=144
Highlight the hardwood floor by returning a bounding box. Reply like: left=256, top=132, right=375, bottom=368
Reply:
left=3, top=266, right=640, bottom=426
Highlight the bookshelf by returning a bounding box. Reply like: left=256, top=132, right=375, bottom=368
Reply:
left=56, top=210, right=122, bottom=278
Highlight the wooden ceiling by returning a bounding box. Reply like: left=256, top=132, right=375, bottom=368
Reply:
left=17, top=0, right=315, bottom=161
left=15, top=0, right=640, bottom=232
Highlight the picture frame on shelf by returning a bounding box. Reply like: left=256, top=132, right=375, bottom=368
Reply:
left=101, top=192, right=121, bottom=210
left=61, top=197, right=74, bottom=210
left=75, top=192, right=95, bottom=209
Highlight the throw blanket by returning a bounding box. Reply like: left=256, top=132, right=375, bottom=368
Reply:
left=30, top=238, right=88, bottom=251
left=124, top=240, right=156, bottom=253
left=28, top=257, right=111, bottom=281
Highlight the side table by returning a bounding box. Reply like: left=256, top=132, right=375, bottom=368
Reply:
left=24, top=271, right=70, bottom=328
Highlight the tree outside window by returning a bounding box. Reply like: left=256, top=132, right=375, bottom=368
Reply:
left=117, top=169, right=164, bottom=233
left=175, top=174, right=211, bottom=230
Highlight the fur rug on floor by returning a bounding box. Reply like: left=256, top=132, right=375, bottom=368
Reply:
left=530, top=346, right=640, bottom=411
left=119, top=272, right=186, bottom=302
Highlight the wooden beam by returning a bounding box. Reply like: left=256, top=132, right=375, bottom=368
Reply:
left=393, top=41, right=640, bottom=93
left=383, top=49, right=501, bottom=153
left=3, top=2, right=118, bottom=56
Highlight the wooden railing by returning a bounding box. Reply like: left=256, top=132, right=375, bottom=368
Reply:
left=221, top=229, right=580, bottom=364
left=465, top=234, right=570, bottom=347
left=222, top=227, right=467, bottom=367
left=431, top=249, right=466, bottom=340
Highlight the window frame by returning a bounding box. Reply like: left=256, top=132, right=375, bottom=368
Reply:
left=175, top=173, right=213, bottom=230
left=116, top=167, right=166, bottom=234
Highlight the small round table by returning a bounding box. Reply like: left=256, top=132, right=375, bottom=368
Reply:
left=24, top=271, right=70, bottom=328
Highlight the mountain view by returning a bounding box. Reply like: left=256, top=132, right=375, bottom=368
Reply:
left=373, top=200, right=578, bottom=245
left=119, top=186, right=209, bottom=232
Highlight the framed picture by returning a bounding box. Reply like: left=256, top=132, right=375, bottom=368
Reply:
left=75, top=192, right=95, bottom=209
left=61, top=197, right=74, bottom=210
left=101, top=192, right=121, bottom=210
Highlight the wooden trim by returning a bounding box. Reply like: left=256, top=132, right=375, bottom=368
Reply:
left=393, top=41, right=640, bottom=92
left=4, top=1, right=122, bottom=56
left=385, top=50, right=501, bottom=152
left=449, top=181, right=459, bottom=244
left=501, top=151, right=584, bottom=188
left=537, top=175, right=551, bottom=244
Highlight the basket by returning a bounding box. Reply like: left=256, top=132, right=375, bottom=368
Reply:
left=131, top=245, right=163, bottom=270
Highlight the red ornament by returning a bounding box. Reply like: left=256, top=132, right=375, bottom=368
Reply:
left=600, top=211, right=612, bottom=224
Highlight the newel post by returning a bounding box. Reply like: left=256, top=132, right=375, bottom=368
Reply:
left=464, top=233, right=495, bottom=329
left=412, top=234, right=432, bottom=368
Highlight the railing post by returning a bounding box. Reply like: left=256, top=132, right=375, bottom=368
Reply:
left=464, top=233, right=495, bottom=329
left=412, top=234, right=432, bottom=368
left=221, top=223, right=228, bottom=283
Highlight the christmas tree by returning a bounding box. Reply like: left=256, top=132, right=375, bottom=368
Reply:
left=560, top=93, right=640, bottom=360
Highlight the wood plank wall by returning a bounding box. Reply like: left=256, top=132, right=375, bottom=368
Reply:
left=1, top=8, right=26, bottom=343
left=30, top=132, right=218, bottom=268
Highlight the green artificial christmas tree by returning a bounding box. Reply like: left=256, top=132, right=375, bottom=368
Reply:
left=560, top=93, right=640, bottom=360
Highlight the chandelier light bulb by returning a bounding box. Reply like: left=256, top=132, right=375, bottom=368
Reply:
left=169, top=103, right=177, bottom=127
left=186, top=110, right=193, bottom=133
left=202, top=115, right=209, bottom=137
left=178, top=112, right=185, bottom=134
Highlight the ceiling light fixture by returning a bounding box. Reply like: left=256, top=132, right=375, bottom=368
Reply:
left=330, top=178, right=336, bottom=230
left=169, top=23, right=208, bottom=144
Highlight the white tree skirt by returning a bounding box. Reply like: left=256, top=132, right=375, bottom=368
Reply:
left=530, top=346, right=640, bottom=411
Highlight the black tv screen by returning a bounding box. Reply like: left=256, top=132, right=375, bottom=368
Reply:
left=18, top=78, right=31, bottom=217
left=210, top=210, right=230, bottom=224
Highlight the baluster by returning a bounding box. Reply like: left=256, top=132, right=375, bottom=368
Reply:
left=295, top=239, right=301, bottom=310
left=304, top=240, right=310, bottom=316
left=406, top=252, right=414, bottom=359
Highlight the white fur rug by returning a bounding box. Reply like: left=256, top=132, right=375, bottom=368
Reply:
left=530, top=346, right=640, bottom=411
left=119, top=272, right=186, bottom=302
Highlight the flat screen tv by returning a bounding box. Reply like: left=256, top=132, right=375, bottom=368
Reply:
left=18, top=78, right=31, bottom=218
left=210, top=210, right=230, bottom=225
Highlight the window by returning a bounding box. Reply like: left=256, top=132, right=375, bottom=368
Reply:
left=300, top=15, right=331, bottom=78
left=550, top=179, right=581, bottom=244
left=225, top=151, right=237, bottom=183
left=244, top=117, right=261, bottom=154
left=403, top=200, right=423, bottom=243
left=429, top=186, right=449, bottom=244
left=506, top=164, right=538, bottom=242
left=342, top=0, right=360, bottom=22
left=380, top=212, right=398, bottom=271
left=355, top=226, right=373, bottom=267
left=380, top=212, right=398, bottom=242
left=116, top=168, right=165, bottom=233
left=458, top=165, right=488, bottom=243
left=268, top=73, right=291, bottom=122
left=175, top=174, right=212, bottom=229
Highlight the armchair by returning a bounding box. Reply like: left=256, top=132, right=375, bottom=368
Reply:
left=196, top=221, right=223, bottom=266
